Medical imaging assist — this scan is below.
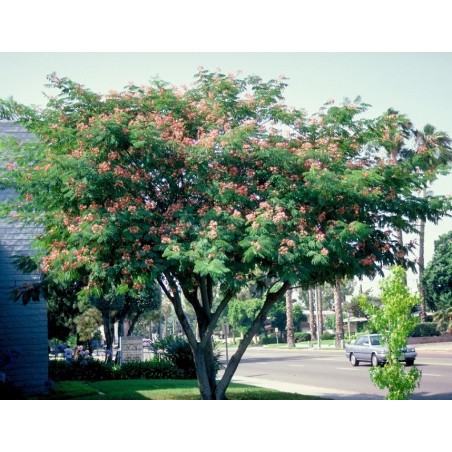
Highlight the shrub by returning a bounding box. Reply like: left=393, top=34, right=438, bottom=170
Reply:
left=152, top=336, right=196, bottom=378
left=294, top=332, right=311, bottom=342
left=152, top=336, right=222, bottom=378
left=258, top=333, right=286, bottom=345
left=410, top=322, right=441, bottom=337
left=116, top=360, right=184, bottom=380
left=321, top=331, right=336, bottom=340
left=49, top=358, right=186, bottom=381
left=49, top=358, right=114, bottom=382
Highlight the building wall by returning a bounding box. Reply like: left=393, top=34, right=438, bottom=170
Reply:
left=0, top=122, right=49, bottom=396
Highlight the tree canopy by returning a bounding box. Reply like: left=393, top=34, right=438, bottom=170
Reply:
left=1, top=69, right=450, bottom=399
left=422, top=230, right=452, bottom=312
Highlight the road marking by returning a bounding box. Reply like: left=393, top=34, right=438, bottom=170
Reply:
left=419, top=362, right=452, bottom=367
left=288, top=364, right=305, bottom=367
left=336, top=367, right=356, bottom=371
left=312, top=357, right=343, bottom=361
left=422, top=373, right=442, bottom=377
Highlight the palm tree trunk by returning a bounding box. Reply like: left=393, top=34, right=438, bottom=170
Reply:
left=418, top=190, right=427, bottom=322
left=333, top=278, right=344, bottom=348
left=316, top=285, right=324, bottom=338
left=286, top=288, right=295, bottom=348
left=308, top=288, right=316, bottom=340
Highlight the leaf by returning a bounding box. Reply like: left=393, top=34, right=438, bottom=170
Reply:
left=116, top=284, right=129, bottom=295
left=311, top=254, right=328, bottom=266
left=194, top=258, right=229, bottom=277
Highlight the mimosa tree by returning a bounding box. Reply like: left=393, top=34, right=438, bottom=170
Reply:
left=1, top=70, right=450, bottom=399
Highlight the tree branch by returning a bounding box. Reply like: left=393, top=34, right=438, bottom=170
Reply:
left=164, top=271, right=198, bottom=347
left=216, top=280, right=290, bottom=398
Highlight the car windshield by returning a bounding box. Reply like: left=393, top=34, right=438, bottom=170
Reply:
left=370, top=336, right=381, bottom=346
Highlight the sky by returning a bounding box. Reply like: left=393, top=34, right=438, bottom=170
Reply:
left=1, top=52, right=451, bottom=294
left=1, top=2, right=452, bottom=435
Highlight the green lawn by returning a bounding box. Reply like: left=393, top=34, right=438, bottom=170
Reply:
left=43, top=379, right=326, bottom=400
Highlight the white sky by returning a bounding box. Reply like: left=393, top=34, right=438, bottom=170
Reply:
left=2, top=0, right=450, bottom=440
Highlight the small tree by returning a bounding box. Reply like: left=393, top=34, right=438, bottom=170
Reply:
left=362, top=266, right=422, bottom=400
left=227, top=298, right=264, bottom=338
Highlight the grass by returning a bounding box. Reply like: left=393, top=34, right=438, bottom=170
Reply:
left=43, top=379, right=325, bottom=400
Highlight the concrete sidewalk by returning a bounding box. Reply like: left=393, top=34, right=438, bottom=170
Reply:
left=230, top=375, right=374, bottom=399
left=411, top=341, right=452, bottom=352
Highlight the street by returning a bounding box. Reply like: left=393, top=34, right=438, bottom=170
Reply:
left=223, top=346, right=452, bottom=399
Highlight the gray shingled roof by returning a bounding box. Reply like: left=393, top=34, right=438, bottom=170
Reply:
left=0, top=121, right=35, bottom=194
left=0, top=121, right=34, bottom=141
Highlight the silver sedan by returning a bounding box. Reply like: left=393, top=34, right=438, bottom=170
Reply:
left=345, top=334, right=417, bottom=367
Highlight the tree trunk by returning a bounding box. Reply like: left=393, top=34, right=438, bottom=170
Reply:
left=308, top=288, right=316, bottom=340
left=127, top=313, right=140, bottom=336
left=117, top=317, right=125, bottom=339
left=102, top=314, right=114, bottom=363
left=333, top=278, right=344, bottom=348
left=418, top=197, right=427, bottom=322
left=286, top=288, right=295, bottom=348
left=316, top=285, right=324, bottom=338
left=159, top=273, right=290, bottom=400
left=215, top=281, right=290, bottom=399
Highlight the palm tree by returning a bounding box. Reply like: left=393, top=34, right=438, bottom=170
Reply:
left=308, top=287, right=316, bottom=340
left=316, top=285, right=324, bottom=338
left=333, top=278, right=344, bottom=348
left=433, top=307, right=452, bottom=334
left=381, top=109, right=414, bottom=253
left=414, top=124, right=452, bottom=321
left=285, top=288, right=295, bottom=347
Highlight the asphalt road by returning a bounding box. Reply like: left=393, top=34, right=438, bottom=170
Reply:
left=223, top=346, right=452, bottom=399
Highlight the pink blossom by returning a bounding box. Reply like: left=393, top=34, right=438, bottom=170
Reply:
left=91, top=224, right=103, bottom=234
left=316, top=232, right=325, bottom=242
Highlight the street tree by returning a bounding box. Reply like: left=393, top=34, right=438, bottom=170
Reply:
left=1, top=70, right=451, bottom=399
left=362, top=266, right=422, bottom=400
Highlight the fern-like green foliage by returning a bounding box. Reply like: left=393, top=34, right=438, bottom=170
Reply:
left=362, top=266, right=422, bottom=400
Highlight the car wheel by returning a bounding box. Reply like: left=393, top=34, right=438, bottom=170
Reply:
left=371, top=353, right=380, bottom=367
left=405, top=359, right=414, bottom=366
left=350, top=353, right=359, bottom=366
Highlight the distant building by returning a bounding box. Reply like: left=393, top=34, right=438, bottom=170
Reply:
left=0, top=121, right=49, bottom=396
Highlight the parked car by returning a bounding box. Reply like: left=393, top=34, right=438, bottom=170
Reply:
left=345, top=334, right=416, bottom=367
